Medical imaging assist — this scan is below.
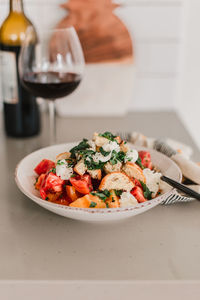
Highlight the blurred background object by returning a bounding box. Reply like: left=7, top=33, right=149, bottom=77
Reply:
left=54, top=0, right=134, bottom=116
left=0, top=0, right=40, bottom=137
left=1, top=0, right=200, bottom=148
left=0, top=0, right=182, bottom=115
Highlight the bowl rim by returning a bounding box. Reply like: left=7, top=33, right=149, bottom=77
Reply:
left=15, top=142, right=182, bottom=214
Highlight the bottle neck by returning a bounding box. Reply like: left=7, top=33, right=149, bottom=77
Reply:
left=10, top=0, right=24, bottom=13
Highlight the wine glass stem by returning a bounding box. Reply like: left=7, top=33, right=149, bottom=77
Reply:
left=48, top=100, right=56, bottom=145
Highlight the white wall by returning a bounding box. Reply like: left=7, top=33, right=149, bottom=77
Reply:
left=0, top=0, right=184, bottom=112
left=176, top=0, right=200, bottom=149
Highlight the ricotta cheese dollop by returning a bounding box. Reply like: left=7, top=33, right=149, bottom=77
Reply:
left=102, top=141, right=120, bottom=153
left=56, top=159, right=73, bottom=180
left=92, top=152, right=112, bottom=163
left=143, top=168, right=161, bottom=198
left=119, top=192, right=138, bottom=208
left=125, top=149, right=138, bottom=163
left=88, top=140, right=96, bottom=151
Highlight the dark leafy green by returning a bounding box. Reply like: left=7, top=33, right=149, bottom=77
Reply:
left=99, top=147, right=110, bottom=157
left=89, top=201, right=97, bottom=208
left=70, top=139, right=90, bottom=158
left=117, top=151, right=126, bottom=163
left=114, top=190, right=123, bottom=197
left=51, top=168, right=56, bottom=174
left=91, top=190, right=110, bottom=201
left=136, top=157, right=144, bottom=169
left=65, top=159, right=75, bottom=167
left=110, top=151, right=126, bottom=165
left=70, top=174, right=77, bottom=178
left=99, top=132, right=117, bottom=141
left=57, top=160, right=65, bottom=165
left=139, top=180, right=152, bottom=200
left=84, top=158, right=105, bottom=170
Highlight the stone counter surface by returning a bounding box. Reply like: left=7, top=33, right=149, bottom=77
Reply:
left=0, top=111, right=200, bottom=299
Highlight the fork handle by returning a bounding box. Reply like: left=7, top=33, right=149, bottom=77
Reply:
left=161, top=175, right=200, bottom=200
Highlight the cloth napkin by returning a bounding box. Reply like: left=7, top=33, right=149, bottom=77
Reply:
left=130, top=132, right=200, bottom=205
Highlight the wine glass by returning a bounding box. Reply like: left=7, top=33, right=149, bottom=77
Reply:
left=19, top=27, right=85, bottom=145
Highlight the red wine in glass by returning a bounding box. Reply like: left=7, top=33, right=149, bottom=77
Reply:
left=22, top=72, right=81, bottom=99
left=19, top=27, right=85, bottom=145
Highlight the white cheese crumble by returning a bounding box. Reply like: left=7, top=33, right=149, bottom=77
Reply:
left=88, top=140, right=96, bottom=151
left=143, top=168, right=161, bottom=198
left=92, top=152, right=112, bottom=163
left=56, top=159, right=73, bottom=180
left=125, top=149, right=138, bottom=163
left=119, top=192, right=138, bottom=208
left=102, top=141, right=120, bottom=153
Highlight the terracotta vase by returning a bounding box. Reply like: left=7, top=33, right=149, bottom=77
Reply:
left=55, top=0, right=133, bottom=63
left=55, top=0, right=134, bottom=117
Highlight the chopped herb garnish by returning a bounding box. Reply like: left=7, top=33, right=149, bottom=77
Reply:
left=70, top=139, right=90, bottom=158
left=45, top=197, right=49, bottom=201
left=89, top=201, right=97, bottom=208
left=110, top=150, right=118, bottom=165
left=99, top=132, right=117, bottom=141
left=106, top=202, right=109, bottom=208
left=117, top=151, right=126, bottom=163
left=79, top=149, right=95, bottom=157
left=114, top=190, right=123, bottom=197
left=99, top=147, right=110, bottom=157
left=65, top=159, right=74, bottom=167
left=34, top=177, right=38, bottom=185
left=57, top=160, right=65, bottom=165
left=136, top=157, right=144, bottom=169
left=110, top=151, right=126, bottom=165
left=112, top=197, right=115, bottom=202
left=91, top=190, right=110, bottom=200
left=71, top=174, right=77, bottom=177
left=51, top=168, right=56, bottom=174
left=84, top=158, right=105, bottom=170
left=139, top=181, right=152, bottom=200
left=104, top=189, right=110, bottom=197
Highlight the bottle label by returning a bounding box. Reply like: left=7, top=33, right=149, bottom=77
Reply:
left=0, top=50, right=18, bottom=104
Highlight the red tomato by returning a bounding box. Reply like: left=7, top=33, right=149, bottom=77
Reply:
left=34, top=159, right=55, bottom=175
left=43, top=172, right=64, bottom=193
left=40, top=188, right=48, bottom=200
left=131, top=186, right=147, bottom=203
left=70, top=174, right=93, bottom=195
left=35, top=173, right=46, bottom=190
left=82, top=174, right=93, bottom=190
left=133, top=178, right=142, bottom=188
left=138, top=151, right=153, bottom=169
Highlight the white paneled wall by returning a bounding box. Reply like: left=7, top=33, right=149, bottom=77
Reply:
left=115, top=0, right=183, bottom=110
left=0, top=0, right=183, bottom=111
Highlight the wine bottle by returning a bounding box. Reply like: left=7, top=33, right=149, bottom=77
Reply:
left=0, top=0, right=40, bottom=137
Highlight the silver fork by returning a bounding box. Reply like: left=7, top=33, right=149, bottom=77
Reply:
left=117, top=131, right=176, bottom=158
left=116, top=132, right=131, bottom=142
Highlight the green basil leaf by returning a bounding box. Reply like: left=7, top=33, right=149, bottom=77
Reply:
left=136, top=157, right=145, bottom=169
left=114, top=190, right=123, bottom=197
left=139, top=180, right=152, bottom=200
left=70, top=139, right=90, bottom=158
left=89, top=201, right=97, bottom=208
left=99, top=147, right=110, bottom=157
left=99, top=132, right=117, bottom=141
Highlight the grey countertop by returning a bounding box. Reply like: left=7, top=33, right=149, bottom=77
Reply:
left=1, top=111, right=200, bottom=281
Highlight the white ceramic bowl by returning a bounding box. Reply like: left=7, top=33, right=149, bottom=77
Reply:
left=15, top=143, right=182, bottom=222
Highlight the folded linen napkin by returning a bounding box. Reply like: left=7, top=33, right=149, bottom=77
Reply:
left=129, top=132, right=200, bottom=205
